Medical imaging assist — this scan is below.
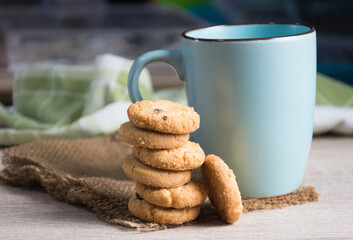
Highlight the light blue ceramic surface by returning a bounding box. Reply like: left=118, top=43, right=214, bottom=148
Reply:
left=128, top=23, right=317, bottom=198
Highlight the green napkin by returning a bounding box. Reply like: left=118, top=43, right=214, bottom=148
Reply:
left=0, top=54, right=152, bottom=145
left=316, top=73, right=353, bottom=107
left=314, top=73, right=353, bottom=135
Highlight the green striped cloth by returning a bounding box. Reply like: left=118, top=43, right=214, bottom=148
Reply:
left=0, top=54, right=152, bottom=145
left=0, top=55, right=352, bottom=145
left=314, top=73, right=353, bottom=135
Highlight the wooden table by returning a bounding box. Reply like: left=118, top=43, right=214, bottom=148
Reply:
left=0, top=136, right=352, bottom=239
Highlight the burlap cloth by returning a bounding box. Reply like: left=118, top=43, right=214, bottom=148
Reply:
left=0, top=132, right=319, bottom=231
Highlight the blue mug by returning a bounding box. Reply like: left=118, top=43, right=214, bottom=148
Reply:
left=127, top=23, right=316, bottom=198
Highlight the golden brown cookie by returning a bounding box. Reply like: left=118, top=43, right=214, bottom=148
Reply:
left=122, top=154, right=191, bottom=188
left=135, top=179, right=208, bottom=209
left=128, top=195, right=201, bottom=225
left=127, top=99, right=200, bottom=134
left=118, top=122, right=189, bottom=149
left=132, top=141, right=205, bottom=171
left=201, top=154, right=243, bottom=224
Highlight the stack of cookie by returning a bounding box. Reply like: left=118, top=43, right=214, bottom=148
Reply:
left=118, top=100, right=208, bottom=225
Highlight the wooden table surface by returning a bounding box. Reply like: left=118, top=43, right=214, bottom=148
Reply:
left=0, top=136, right=352, bottom=239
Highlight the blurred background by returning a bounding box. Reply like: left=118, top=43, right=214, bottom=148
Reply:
left=0, top=0, right=352, bottom=105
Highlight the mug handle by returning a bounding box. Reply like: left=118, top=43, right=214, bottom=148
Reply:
left=128, top=49, right=184, bottom=103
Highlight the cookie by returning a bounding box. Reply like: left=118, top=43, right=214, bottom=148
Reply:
left=132, top=141, right=205, bottom=171
left=128, top=195, right=201, bottom=225
left=135, top=179, right=208, bottom=209
left=122, top=155, right=191, bottom=188
left=201, top=154, right=243, bottom=224
left=127, top=99, right=200, bottom=134
left=118, top=122, right=189, bottom=149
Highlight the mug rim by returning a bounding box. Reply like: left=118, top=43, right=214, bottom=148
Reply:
left=181, top=22, right=315, bottom=42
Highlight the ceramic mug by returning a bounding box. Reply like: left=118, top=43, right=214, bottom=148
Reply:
left=127, top=23, right=316, bottom=198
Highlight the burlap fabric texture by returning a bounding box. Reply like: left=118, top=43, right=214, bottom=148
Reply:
left=0, top=133, right=319, bottom=231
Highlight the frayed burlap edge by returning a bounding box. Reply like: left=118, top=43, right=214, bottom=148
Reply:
left=0, top=153, right=318, bottom=231
left=0, top=155, right=165, bottom=231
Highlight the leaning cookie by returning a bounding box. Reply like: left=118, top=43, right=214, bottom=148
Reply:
left=201, top=154, right=243, bottom=224
left=118, top=122, right=189, bottom=149
left=128, top=99, right=200, bottom=134
left=135, top=179, right=208, bottom=209
left=128, top=195, right=201, bottom=225
left=133, top=141, right=205, bottom=171
left=122, top=155, right=191, bottom=188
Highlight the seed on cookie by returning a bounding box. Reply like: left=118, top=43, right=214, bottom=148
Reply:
left=127, top=99, right=200, bottom=134
left=201, top=154, right=243, bottom=224
left=153, top=109, right=163, bottom=113
left=133, top=141, right=205, bottom=171
left=118, top=122, right=189, bottom=149
left=128, top=195, right=201, bottom=225
left=122, top=154, right=192, bottom=188
left=135, top=179, right=208, bottom=209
